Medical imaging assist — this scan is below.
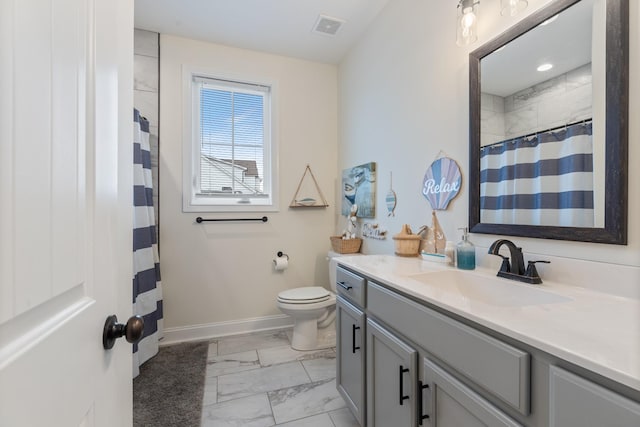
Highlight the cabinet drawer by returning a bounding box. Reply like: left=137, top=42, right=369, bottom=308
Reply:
left=549, top=366, right=640, bottom=427
left=368, top=281, right=530, bottom=415
left=336, top=266, right=366, bottom=308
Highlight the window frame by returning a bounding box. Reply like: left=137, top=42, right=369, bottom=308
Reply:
left=182, top=67, right=279, bottom=212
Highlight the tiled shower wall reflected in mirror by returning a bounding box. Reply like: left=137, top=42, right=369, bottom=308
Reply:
left=134, top=29, right=160, bottom=244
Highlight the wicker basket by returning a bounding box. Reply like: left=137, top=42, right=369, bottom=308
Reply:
left=330, top=236, right=362, bottom=254
left=392, top=224, right=421, bottom=257
left=392, top=236, right=421, bottom=257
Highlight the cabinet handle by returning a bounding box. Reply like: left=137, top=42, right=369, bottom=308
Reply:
left=399, top=365, right=410, bottom=405
left=352, top=324, right=360, bottom=353
left=418, top=380, right=430, bottom=425
left=337, top=281, right=353, bottom=291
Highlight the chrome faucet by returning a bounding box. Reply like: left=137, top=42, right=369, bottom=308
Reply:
left=488, top=239, right=549, bottom=284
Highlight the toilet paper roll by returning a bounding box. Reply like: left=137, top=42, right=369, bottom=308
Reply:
left=273, top=257, right=288, bottom=271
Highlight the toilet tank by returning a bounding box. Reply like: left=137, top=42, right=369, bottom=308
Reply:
left=327, top=250, right=362, bottom=291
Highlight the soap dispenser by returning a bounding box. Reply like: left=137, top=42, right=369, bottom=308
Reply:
left=456, top=227, right=476, bottom=270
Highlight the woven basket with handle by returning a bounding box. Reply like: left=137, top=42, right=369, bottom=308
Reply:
left=330, top=236, right=362, bottom=254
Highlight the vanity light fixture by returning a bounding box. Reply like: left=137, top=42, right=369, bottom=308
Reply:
left=501, top=0, right=528, bottom=17
left=456, top=0, right=480, bottom=46
left=537, top=63, right=553, bottom=72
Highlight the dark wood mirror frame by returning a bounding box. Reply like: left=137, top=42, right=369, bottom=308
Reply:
left=469, top=0, right=628, bottom=244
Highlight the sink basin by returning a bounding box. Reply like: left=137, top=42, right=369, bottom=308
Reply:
left=409, top=270, right=572, bottom=307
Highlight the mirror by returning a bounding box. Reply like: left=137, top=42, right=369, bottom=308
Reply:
left=469, top=0, right=628, bottom=244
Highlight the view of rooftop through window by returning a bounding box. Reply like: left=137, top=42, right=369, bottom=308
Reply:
left=199, top=84, right=265, bottom=195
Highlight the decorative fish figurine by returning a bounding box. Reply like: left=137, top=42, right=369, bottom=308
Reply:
left=386, top=171, right=397, bottom=217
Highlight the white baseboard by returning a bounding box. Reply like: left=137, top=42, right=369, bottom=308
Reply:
left=159, top=314, right=293, bottom=346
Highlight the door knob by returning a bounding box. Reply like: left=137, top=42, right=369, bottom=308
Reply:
left=102, top=314, right=144, bottom=350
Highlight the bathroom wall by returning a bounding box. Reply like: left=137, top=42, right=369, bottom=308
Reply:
left=481, top=64, right=592, bottom=146
left=134, top=29, right=160, bottom=235
left=159, top=34, right=338, bottom=342
left=338, top=0, right=639, bottom=295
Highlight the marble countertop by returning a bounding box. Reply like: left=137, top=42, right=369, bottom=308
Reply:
left=336, top=255, right=640, bottom=393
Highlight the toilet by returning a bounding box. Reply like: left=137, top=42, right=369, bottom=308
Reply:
left=277, top=251, right=360, bottom=351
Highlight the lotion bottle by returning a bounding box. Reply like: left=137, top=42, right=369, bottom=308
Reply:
left=456, top=227, right=476, bottom=270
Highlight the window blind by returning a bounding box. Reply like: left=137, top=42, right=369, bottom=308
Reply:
left=196, top=76, right=269, bottom=196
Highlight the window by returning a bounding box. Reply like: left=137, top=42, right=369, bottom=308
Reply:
left=184, top=74, right=277, bottom=211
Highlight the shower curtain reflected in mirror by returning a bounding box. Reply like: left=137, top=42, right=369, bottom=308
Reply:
left=133, top=109, right=163, bottom=378
left=480, top=121, right=594, bottom=227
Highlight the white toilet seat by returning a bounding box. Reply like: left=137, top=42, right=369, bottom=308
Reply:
left=277, top=286, right=331, bottom=304
left=277, top=294, right=336, bottom=312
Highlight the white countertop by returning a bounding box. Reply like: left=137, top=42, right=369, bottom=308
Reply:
left=337, top=255, right=640, bottom=392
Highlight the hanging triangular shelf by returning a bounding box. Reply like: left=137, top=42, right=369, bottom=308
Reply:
left=289, top=164, right=329, bottom=208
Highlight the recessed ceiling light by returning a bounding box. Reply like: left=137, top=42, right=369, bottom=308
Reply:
left=537, top=63, right=553, bottom=72
left=539, top=15, right=559, bottom=26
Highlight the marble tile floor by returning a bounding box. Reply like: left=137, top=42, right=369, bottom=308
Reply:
left=200, top=329, right=359, bottom=427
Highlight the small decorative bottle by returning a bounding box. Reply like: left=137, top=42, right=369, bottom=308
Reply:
left=445, top=241, right=456, bottom=267
left=456, top=228, right=476, bottom=270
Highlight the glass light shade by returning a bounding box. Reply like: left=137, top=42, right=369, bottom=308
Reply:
left=456, top=0, right=479, bottom=47
left=501, top=0, right=528, bottom=17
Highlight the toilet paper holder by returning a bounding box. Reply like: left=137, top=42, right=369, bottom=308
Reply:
left=273, top=251, right=290, bottom=271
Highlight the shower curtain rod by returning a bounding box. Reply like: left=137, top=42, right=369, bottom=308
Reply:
left=482, top=118, right=592, bottom=149
left=196, top=216, right=268, bottom=223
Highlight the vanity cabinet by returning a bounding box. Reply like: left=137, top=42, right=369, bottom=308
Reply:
left=335, top=263, right=640, bottom=427
left=366, top=280, right=530, bottom=416
left=366, top=280, right=526, bottom=427
left=336, top=295, right=366, bottom=425
left=549, top=366, right=640, bottom=427
left=366, top=318, right=417, bottom=427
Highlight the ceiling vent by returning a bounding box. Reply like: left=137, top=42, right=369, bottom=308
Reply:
left=312, top=15, right=345, bottom=36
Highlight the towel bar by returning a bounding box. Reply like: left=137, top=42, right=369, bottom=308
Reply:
left=195, top=216, right=268, bottom=223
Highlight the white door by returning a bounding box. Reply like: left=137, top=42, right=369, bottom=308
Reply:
left=0, top=0, right=134, bottom=426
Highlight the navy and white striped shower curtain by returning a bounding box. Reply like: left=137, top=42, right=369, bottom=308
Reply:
left=480, top=121, right=594, bottom=227
left=133, top=109, right=163, bottom=378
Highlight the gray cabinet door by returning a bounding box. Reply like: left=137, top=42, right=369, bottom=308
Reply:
left=367, top=318, right=418, bottom=427
left=422, top=358, right=523, bottom=427
left=336, top=296, right=366, bottom=425
left=549, top=366, right=640, bottom=427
